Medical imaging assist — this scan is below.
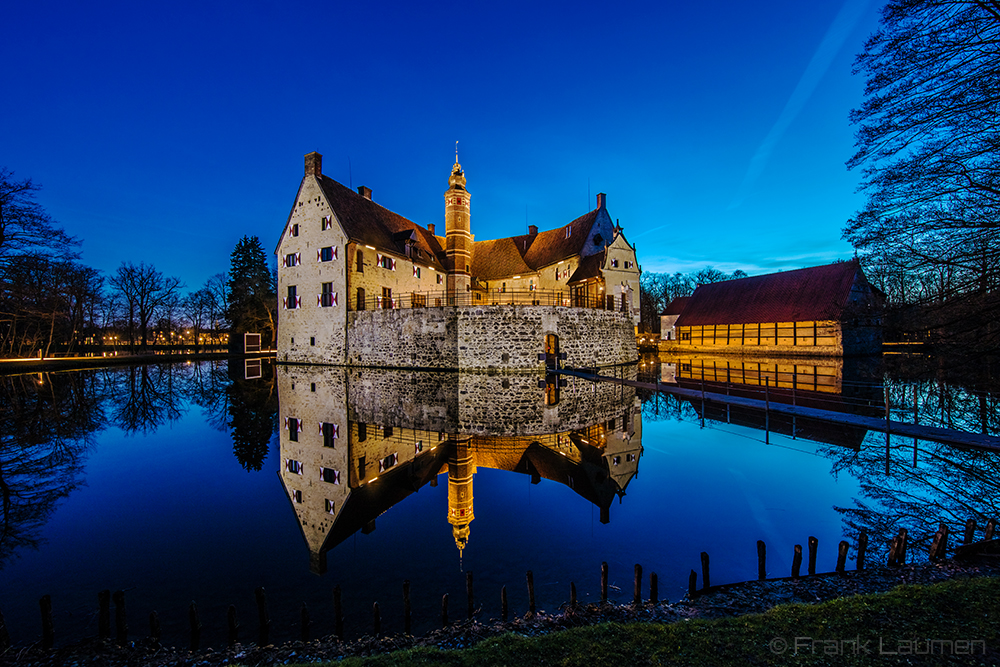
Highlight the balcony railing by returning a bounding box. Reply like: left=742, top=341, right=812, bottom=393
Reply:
left=352, top=289, right=632, bottom=313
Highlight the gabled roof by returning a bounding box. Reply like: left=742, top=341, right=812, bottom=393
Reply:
left=521, top=210, right=598, bottom=269
left=675, top=261, right=863, bottom=326
left=660, top=296, right=691, bottom=317
left=568, top=251, right=605, bottom=283
left=318, top=176, right=446, bottom=269
left=471, top=237, right=533, bottom=281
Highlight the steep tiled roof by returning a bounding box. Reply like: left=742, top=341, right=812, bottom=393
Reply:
left=318, top=176, right=445, bottom=269
left=675, top=262, right=861, bottom=326
left=522, top=210, right=598, bottom=269
left=471, top=238, right=533, bottom=280
left=660, top=296, right=691, bottom=317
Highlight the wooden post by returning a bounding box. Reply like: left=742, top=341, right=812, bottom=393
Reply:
left=898, top=528, right=908, bottom=564
left=527, top=570, right=536, bottom=615
left=98, top=589, right=111, bottom=641
left=40, top=595, right=54, bottom=650
left=227, top=605, right=239, bottom=647
left=650, top=573, right=658, bottom=605
left=570, top=582, right=577, bottom=609
left=757, top=540, right=766, bottom=580
left=254, top=587, right=270, bottom=646
left=930, top=523, right=949, bottom=560
left=0, top=608, right=10, bottom=651
left=501, top=586, right=508, bottom=622
left=836, top=540, right=849, bottom=573
left=149, top=611, right=161, bottom=644
left=300, top=603, right=310, bottom=643
left=333, top=586, right=343, bottom=639
left=964, top=519, right=977, bottom=545
left=633, top=564, right=642, bottom=606
left=791, top=544, right=802, bottom=578
left=403, top=580, right=412, bottom=635
left=857, top=530, right=868, bottom=571
left=700, top=552, right=711, bottom=590
left=467, top=571, right=475, bottom=620
left=189, top=602, right=201, bottom=650
left=441, top=594, right=449, bottom=627
left=985, top=518, right=996, bottom=541
left=807, top=536, right=818, bottom=575
left=688, top=570, right=697, bottom=598
left=113, top=590, right=127, bottom=643
left=601, top=562, right=608, bottom=602
left=888, top=535, right=901, bottom=566
left=373, top=602, right=381, bottom=636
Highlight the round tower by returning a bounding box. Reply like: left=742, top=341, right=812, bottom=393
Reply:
left=447, top=436, right=475, bottom=559
left=444, top=157, right=472, bottom=302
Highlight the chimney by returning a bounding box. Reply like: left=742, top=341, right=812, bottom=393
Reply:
left=357, top=185, right=372, bottom=200
left=304, top=152, right=322, bottom=177
left=528, top=225, right=538, bottom=236
left=428, top=223, right=436, bottom=235
left=596, top=192, right=606, bottom=210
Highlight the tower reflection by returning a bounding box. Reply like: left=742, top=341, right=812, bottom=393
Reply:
left=276, top=368, right=643, bottom=573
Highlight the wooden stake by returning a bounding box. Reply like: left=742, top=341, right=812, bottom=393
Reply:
left=700, top=552, right=710, bottom=590
left=964, top=518, right=977, bottom=545
left=836, top=540, right=849, bottom=573
left=98, top=589, right=111, bottom=641
left=570, top=582, right=577, bottom=609
left=189, top=602, right=201, bottom=651
left=601, top=562, right=608, bottom=602
left=857, top=530, right=868, bottom=571
left=333, top=586, right=343, bottom=639
left=113, top=590, right=127, bottom=644
left=527, top=571, right=536, bottom=615
left=40, top=595, right=54, bottom=650
left=149, top=611, right=160, bottom=644
left=791, top=544, right=802, bottom=578
left=501, top=585, right=508, bottom=622
left=227, top=605, right=239, bottom=647
left=255, top=587, right=270, bottom=646
left=650, top=573, right=658, bottom=605
left=633, top=564, right=642, bottom=606
left=441, top=594, right=449, bottom=627
left=757, top=540, right=766, bottom=580
left=373, top=602, right=381, bottom=636
left=300, top=603, right=310, bottom=642
left=888, top=535, right=901, bottom=566
left=403, top=580, right=412, bottom=635
left=807, top=537, right=818, bottom=575
left=985, top=518, right=996, bottom=541
left=688, top=570, right=697, bottom=598
left=898, top=528, right=908, bottom=564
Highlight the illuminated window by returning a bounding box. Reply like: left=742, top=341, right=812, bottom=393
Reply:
left=321, top=467, right=340, bottom=484
left=286, top=459, right=303, bottom=474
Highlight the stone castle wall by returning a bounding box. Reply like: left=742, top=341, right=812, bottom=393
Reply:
left=347, top=305, right=636, bottom=371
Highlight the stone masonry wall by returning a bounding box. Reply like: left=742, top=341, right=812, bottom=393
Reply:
left=347, top=305, right=636, bottom=371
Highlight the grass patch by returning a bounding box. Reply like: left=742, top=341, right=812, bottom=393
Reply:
left=292, top=577, right=1000, bottom=666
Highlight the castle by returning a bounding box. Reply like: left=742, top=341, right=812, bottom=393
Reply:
left=275, top=152, right=641, bottom=370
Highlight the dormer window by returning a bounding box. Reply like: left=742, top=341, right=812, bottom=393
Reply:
left=565, top=227, right=571, bottom=238
left=610, top=258, right=619, bottom=268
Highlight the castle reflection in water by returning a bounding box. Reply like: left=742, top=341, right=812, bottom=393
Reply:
left=275, top=366, right=643, bottom=573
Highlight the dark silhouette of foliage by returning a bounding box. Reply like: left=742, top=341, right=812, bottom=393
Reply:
left=227, top=236, right=275, bottom=352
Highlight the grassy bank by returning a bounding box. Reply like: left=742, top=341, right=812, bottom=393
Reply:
left=320, top=577, right=999, bottom=667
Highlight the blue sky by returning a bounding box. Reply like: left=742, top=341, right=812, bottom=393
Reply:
left=2, top=0, right=882, bottom=291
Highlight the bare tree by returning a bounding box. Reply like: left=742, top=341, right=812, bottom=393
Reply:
left=0, top=168, right=78, bottom=269
left=108, top=262, right=183, bottom=351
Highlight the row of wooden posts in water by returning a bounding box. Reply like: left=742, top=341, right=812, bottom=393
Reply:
left=3, top=517, right=996, bottom=652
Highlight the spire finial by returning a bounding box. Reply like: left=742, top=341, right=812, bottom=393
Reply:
left=455, top=140, right=459, bottom=164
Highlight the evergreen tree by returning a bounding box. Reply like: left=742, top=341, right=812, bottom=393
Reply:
left=227, top=236, right=275, bottom=352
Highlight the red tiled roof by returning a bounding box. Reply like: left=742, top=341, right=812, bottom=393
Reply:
left=674, top=262, right=861, bottom=326
left=471, top=237, right=533, bottom=280
left=660, top=296, right=691, bottom=316
left=521, top=210, right=598, bottom=269
left=568, top=251, right=605, bottom=283
left=318, top=176, right=446, bottom=269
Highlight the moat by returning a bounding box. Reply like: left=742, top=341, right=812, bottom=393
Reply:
left=1, top=355, right=998, bottom=648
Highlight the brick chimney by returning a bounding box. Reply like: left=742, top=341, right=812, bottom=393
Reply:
left=428, top=223, right=436, bottom=235
left=304, top=152, right=322, bottom=177
left=358, top=186, right=372, bottom=200
left=528, top=225, right=538, bottom=236
left=596, top=192, right=606, bottom=210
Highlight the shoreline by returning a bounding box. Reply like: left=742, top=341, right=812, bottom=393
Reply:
left=4, top=556, right=998, bottom=667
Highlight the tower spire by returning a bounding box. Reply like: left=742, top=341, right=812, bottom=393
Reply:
left=455, top=140, right=459, bottom=165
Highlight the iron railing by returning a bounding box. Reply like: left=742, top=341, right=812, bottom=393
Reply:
left=351, top=288, right=633, bottom=313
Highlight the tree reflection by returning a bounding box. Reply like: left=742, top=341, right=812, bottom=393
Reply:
left=108, top=364, right=187, bottom=435
left=0, top=372, right=102, bottom=565
left=227, top=359, right=277, bottom=472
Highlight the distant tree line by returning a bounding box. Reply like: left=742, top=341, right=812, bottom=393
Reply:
left=845, top=0, right=1000, bottom=351
left=638, top=266, right=747, bottom=333
left=0, top=168, right=276, bottom=358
